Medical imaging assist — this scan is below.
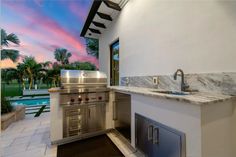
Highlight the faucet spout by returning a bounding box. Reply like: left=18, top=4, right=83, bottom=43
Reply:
left=173, top=69, right=189, bottom=91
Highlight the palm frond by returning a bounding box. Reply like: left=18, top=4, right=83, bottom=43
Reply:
left=54, top=48, right=72, bottom=65
left=1, top=49, right=20, bottom=62
left=85, top=37, right=98, bottom=58
left=1, top=29, right=20, bottom=46
left=6, top=33, right=20, bottom=45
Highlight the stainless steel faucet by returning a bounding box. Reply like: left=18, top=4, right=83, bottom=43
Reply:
left=173, top=69, right=189, bottom=91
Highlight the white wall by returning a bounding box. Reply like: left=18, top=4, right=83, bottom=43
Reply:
left=99, top=0, right=236, bottom=79
left=50, top=92, right=63, bottom=142
left=201, top=100, right=235, bottom=157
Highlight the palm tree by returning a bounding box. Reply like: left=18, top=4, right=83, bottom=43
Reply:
left=16, top=64, right=27, bottom=90
left=22, top=56, right=44, bottom=89
left=71, top=61, right=97, bottom=70
left=85, top=38, right=98, bottom=58
left=22, top=56, right=36, bottom=89
left=54, top=48, right=72, bottom=65
left=37, top=61, right=52, bottom=88
left=1, top=29, right=20, bottom=62
left=45, top=62, right=61, bottom=87
left=5, top=64, right=27, bottom=89
left=41, top=61, right=52, bottom=69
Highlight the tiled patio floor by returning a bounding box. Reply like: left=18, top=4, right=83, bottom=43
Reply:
left=0, top=113, right=56, bottom=157
left=1, top=112, right=143, bottom=157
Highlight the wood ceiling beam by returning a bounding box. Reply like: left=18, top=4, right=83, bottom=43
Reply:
left=103, top=1, right=121, bottom=11
left=97, top=12, right=113, bottom=21
left=80, top=1, right=102, bottom=37
left=92, top=21, right=106, bottom=29
left=89, top=28, right=101, bottom=34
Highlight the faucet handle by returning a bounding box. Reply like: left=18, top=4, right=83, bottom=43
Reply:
left=125, top=77, right=129, bottom=86
left=183, top=83, right=190, bottom=91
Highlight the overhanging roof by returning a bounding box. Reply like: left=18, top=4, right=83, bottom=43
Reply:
left=80, top=0, right=128, bottom=39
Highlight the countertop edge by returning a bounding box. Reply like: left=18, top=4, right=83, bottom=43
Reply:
left=48, top=88, right=60, bottom=93
left=108, top=86, right=235, bottom=105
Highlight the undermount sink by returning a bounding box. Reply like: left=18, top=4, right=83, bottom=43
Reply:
left=151, top=90, right=198, bottom=95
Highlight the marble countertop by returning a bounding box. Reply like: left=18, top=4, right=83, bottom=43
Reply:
left=108, top=86, right=236, bottom=105
left=48, top=86, right=235, bottom=105
left=48, top=88, right=60, bottom=93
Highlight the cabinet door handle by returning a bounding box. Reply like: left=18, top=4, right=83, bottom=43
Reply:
left=112, top=101, right=117, bottom=120
left=148, top=125, right=154, bottom=141
left=88, top=108, right=90, bottom=118
left=153, top=127, right=160, bottom=144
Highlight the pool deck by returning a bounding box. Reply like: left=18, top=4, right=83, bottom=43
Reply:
left=0, top=113, right=143, bottom=157
left=0, top=113, right=56, bottom=157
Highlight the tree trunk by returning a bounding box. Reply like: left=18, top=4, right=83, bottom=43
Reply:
left=27, top=68, right=33, bottom=90
left=21, top=79, right=25, bottom=90
left=53, top=79, right=56, bottom=87
left=29, top=75, right=33, bottom=90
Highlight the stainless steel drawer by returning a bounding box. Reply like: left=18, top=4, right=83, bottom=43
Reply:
left=63, top=103, right=106, bottom=138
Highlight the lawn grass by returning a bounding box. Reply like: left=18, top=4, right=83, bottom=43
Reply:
left=2, top=80, right=51, bottom=97
left=1, top=83, right=22, bottom=97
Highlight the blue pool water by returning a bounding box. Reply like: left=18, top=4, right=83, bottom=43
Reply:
left=11, top=98, right=50, bottom=106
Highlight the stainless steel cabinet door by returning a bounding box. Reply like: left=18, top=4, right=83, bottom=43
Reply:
left=152, top=126, right=181, bottom=157
left=135, top=114, right=185, bottom=157
left=87, top=104, right=105, bottom=132
left=135, top=115, right=153, bottom=156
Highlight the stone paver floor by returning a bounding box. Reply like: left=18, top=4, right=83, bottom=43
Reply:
left=0, top=113, right=56, bottom=157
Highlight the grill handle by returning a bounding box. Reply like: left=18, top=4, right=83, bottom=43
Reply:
left=88, top=108, right=91, bottom=118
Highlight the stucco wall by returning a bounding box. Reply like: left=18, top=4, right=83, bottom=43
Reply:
left=99, top=0, right=236, bottom=82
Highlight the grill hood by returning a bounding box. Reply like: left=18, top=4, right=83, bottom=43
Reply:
left=60, top=70, right=107, bottom=88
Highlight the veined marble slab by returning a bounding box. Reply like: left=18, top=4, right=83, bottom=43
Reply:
left=121, top=72, right=236, bottom=96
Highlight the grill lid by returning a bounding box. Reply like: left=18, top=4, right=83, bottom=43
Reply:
left=60, top=70, right=107, bottom=88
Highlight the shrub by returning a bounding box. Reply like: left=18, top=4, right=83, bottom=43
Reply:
left=1, top=95, right=13, bottom=114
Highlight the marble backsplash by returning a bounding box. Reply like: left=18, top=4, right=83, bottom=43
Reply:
left=120, top=72, right=236, bottom=96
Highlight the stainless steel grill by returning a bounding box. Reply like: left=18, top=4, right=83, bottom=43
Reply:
left=61, top=70, right=107, bottom=87
left=60, top=70, right=109, bottom=138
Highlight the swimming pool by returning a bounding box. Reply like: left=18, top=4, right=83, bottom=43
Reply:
left=11, top=98, right=50, bottom=106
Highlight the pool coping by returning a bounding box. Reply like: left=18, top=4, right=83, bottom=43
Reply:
left=7, top=95, right=50, bottom=101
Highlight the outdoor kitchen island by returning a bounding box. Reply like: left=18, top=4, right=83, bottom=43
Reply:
left=49, top=82, right=236, bottom=157
left=49, top=70, right=114, bottom=145
left=109, top=86, right=236, bottom=157
left=48, top=70, right=138, bottom=157
left=49, top=87, right=115, bottom=144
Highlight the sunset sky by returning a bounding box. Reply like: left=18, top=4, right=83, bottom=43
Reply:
left=1, top=0, right=98, bottom=68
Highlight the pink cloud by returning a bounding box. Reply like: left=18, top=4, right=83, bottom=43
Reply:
left=1, top=1, right=99, bottom=68
left=2, top=23, right=98, bottom=67
left=69, top=2, right=88, bottom=21
left=2, top=2, right=86, bottom=54
left=34, top=0, right=44, bottom=6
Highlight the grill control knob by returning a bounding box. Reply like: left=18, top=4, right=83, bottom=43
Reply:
left=85, top=98, right=89, bottom=101
left=78, top=98, right=82, bottom=102
left=70, top=98, right=75, bottom=103
left=98, top=96, right=102, bottom=100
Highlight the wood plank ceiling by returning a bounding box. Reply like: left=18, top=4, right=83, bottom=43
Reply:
left=80, top=0, right=128, bottom=39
